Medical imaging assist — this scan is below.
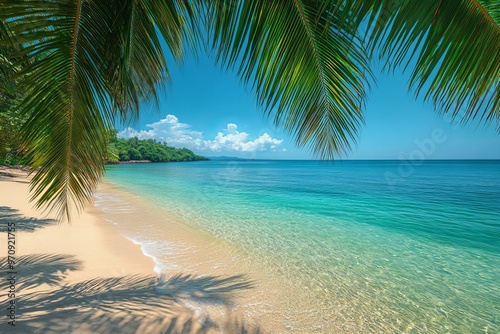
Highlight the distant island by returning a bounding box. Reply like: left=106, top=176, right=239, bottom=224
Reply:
left=107, top=134, right=208, bottom=164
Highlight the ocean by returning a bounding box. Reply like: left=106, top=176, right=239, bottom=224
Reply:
left=95, top=160, right=499, bottom=333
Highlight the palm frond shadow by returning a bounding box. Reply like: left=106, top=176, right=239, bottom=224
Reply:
left=0, top=206, right=56, bottom=232
left=158, top=273, right=254, bottom=305
left=0, top=169, right=30, bottom=184
left=0, top=253, right=82, bottom=290
left=6, top=253, right=259, bottom=334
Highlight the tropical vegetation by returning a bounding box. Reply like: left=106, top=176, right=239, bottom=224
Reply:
left=107, top=133, right=208, bottom=163
left=0, top=19, right=28, bottom=165
left=0, top=0, right=498, bottom=219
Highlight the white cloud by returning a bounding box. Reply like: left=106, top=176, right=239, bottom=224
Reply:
left=117, top=115, right=283, bottom=153
left=227, top=123, right=238, bottom=134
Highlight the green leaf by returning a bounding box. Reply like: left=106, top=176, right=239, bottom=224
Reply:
left=365, top=0, right=500, bottom=129
left=1, top=0, right=498, bottom=219
left=203, top=0, right=373, bottom=158
left=0, top=0, right=192, bottom=219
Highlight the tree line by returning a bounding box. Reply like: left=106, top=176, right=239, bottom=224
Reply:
left=107, top=132, right=208, bottom=163
left=0, top=127, right=207, bottom=165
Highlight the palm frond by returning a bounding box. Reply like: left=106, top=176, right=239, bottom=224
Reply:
left=203, top=0, right=373, bottom=158
left=366, top=0, right=500, bottom=129
left=478, top=0, right=500, bottom=27
left=1, top=0, right=113, bottom=219
left=1, top=0, right=498, bottom=218
left=0, top=0, right=192, bottom=219
left=104, top=0, right=190, bottom=122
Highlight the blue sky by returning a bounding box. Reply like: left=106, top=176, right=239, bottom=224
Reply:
left=117, top=50, right=500, bottom=160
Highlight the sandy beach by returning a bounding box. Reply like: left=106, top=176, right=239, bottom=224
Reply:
left=0, top=166, right=389, bottom=334
left=2, top=160, right=498, bottom=334
left=0, top=168, right=259, bottom=334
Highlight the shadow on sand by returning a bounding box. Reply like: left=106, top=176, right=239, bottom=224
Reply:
left=0, top=206, right=57, bottom=232
left=0, top=254, right=261, bottom=334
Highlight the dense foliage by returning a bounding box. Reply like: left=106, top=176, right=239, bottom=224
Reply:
left=0, top=107, right=28, bottom=165
left=0, top=20, right=27, bottom=165
left=0, top=0, right=498, bottom=219
left=107, top=134, right=208, bottom=163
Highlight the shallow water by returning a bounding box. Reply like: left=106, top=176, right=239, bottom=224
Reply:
left=97, top=160, right=500, bottom=333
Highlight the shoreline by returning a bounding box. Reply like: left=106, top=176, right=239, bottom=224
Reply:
left=93, top=180, right=323, bottom=333
left=0, top=168, right=156, bottom=282
left=3, top=162, right=498, bottom=333
left=0, top=168, right=259, bottom=333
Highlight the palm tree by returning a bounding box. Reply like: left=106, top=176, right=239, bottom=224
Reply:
left=0, top=0, right=498, bottom=219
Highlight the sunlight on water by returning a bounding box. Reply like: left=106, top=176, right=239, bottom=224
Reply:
left=100, top=160, right=500, bottom=333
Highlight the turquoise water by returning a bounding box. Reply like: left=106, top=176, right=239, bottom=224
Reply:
left=102, top=160, right=499, bottom=332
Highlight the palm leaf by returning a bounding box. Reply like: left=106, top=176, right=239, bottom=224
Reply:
left=1, top=0, right=498, bottom=218
left=202, top=0, right=374, bottom=158
left=365, top=0, right=500, bottom=129
left=104, top=0, right=191, bottom=122
left=1, top=0, right=111, bottom=219
left=477, top=0, right=500, bottom=27
left=0, top=0, right=191, bottom=219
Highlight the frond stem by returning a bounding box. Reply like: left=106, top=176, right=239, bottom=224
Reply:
left=471, top=0, right=499, bottom=29
left=432, top=0, right=443, bottom=25
left=127, top=0, right=136, bottom=72
left=65, top=0, right=83, bottom=219
left=293, top=0, right=329, bottom=105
